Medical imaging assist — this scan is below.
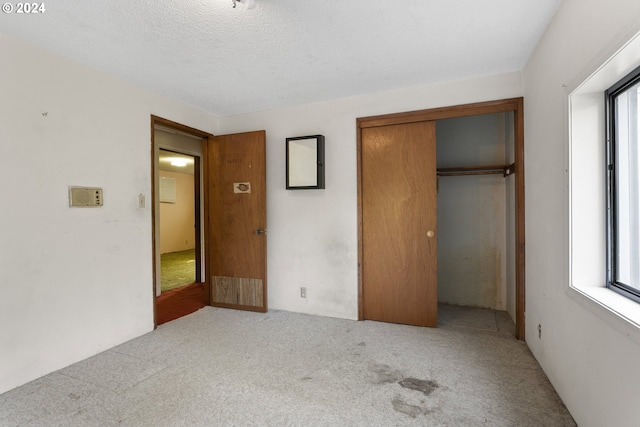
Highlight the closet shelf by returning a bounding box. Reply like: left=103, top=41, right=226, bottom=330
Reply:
left=437, top=163, right=515, bottom=177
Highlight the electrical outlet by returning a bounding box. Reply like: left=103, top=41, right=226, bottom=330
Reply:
left=300, top=287, right=307, bottom=298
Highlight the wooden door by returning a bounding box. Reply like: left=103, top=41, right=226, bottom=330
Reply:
left=361, top=121, right=438, bottom=326
left=205, top=130, right=267, bottom=312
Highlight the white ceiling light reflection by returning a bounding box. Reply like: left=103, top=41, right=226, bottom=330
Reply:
left=170, top=158, right=189, bottom=167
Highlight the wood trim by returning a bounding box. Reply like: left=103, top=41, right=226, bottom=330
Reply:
left=356, top=122, right=364, bottom=322
left=194, top=156, right=202, bottom=284
left=150, top=118, right=157, bottom=327
left=357, top=98, right=526, bottom=340
left=357, top=98, right=522, bottom=129
left=202, top=137, right=211, bottom=307
left=514, top=97, right=526, bottom=340
left=151, top=115, right=213, bottom=139
left=156, top=282, right=207, bottom=325
left=150, top=115, right=213, bottom=329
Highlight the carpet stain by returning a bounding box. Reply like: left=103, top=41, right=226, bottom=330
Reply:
left=300, top=376, right=313, bottom=381
left=391, top=396, right=427, bottom=418
left=357, top=341, right=366, bottom=347
left=370, top=363, right=403, bottom=384
left=398, top=377, right=439, bottom=396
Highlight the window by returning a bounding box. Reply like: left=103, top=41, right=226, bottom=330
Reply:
left=568, top=29, right=640, bottom=336
left=606, top=65, right=640, bottom=303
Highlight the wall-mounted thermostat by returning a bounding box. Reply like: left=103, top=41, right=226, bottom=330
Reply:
left=69, top=186, right=103, bottom=207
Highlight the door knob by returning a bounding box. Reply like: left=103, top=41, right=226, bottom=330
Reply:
left=427, top=230, right=435, bottom=238
left=255, top=229, right=267, bottom=235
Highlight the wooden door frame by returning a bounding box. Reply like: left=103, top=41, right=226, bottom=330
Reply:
left=150, top=115, right=213, bottom=327
left=356, top=97, right=526, bottom=340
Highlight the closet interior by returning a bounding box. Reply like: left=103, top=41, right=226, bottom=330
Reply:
left=436, top=112, right=517, bottom=323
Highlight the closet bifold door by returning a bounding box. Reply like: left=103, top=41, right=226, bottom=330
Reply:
left=361, top=120, right=438, bottom=327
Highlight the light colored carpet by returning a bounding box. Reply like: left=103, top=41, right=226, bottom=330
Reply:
left=160, top=249, right=196, bottom=292
left=0, top=305, right=576, bottom=426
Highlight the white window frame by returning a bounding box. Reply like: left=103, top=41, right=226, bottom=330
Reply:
left=606, top=69, right=640, bottom=302
left=567, top=29, right=640, bottom=343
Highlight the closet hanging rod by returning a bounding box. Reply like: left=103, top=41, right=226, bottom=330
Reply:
left=437, top=163, right=515, bottom=177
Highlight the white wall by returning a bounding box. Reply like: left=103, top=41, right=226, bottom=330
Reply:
left=436, top=114, right=510, bottom=311
left=218, top=73, right=523, bottom=320
left=522, top=1, right=640, bottom=425
left=0, top=33, right=218, bottom=394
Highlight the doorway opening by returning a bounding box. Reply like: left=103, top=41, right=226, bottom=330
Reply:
left=357, top=98, right=525, bottom=339
left=151, top=116, right=211, bottom=326
left=158, top=149, right=198, bottom=292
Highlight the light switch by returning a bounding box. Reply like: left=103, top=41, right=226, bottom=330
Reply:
left=138, top=193, right=145, bottom=209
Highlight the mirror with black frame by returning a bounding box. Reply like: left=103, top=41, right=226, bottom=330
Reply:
left=286, top=135, right=325, bottom=189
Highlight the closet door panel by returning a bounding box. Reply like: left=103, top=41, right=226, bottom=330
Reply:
left=361, top=121, right=438, bottom=327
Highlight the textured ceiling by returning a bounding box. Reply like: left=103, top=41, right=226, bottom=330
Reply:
left=1, top=0, right=561, bottom=116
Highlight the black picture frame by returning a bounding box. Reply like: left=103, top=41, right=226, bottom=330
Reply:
left=286, top=135, right=325, bottom=189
